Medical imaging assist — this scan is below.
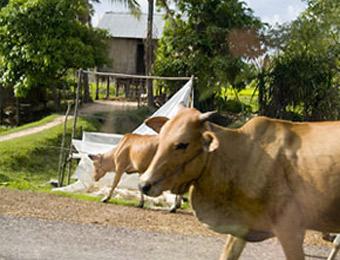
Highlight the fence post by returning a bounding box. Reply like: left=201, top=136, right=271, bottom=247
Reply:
left=59, top=69, right=82, bottom=187
left=57, top=102, right=72, bottom=186
left=106, top=76, right=110, bottom=99
left=95, top=75, right=99, bottom=100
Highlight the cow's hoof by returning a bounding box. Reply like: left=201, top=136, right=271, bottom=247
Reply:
left=137, top=203, right=144, bottom=208
left=169, top=207, right=177, bottom=213
left=101, top=197, right=110, bottom=203
left=322, top=233, right=336, bottom=242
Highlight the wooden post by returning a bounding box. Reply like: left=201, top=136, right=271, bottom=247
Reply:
left=95, top=75, right=99, bottom=100
left=57, top=102, right=72, bottom=186
left=59, top=69, right=82, bottom=187
left=83, top=71, right=91, bottom=103
left=145, top=0, right=155, bottom=107
left=116, top=78, right=120, bottom=97
left=106, top=76, right=110, bottom=99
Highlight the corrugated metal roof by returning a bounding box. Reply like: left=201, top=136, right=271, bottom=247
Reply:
left=97, top=12, right=165, bottom=39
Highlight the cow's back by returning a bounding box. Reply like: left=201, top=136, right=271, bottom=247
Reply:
left=114, top=134, right=158, bottom=173
left=240, top=117, right=340, bottom=231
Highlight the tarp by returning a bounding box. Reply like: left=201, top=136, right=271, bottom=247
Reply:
left=53, top=78, right=193, bottom=207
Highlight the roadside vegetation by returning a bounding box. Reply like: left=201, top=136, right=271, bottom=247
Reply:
left=0, top=117, right=99, bottom=191
left=0, top=114, right=60, bottom=137
left=0, top=106, right=158, bottom=207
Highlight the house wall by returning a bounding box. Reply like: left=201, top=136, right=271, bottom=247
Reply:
left=102, top=37, right=158, bottom=75
left=104, top=38, right=139, bottom=74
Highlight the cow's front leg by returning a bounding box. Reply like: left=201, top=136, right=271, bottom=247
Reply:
left=137, top=192, right=144, bottom=208
left=101, top=170, right=124, bottom=203
left=219, top=235, right=246, bottom=260
left=274, top=226, right=305, bottom=260
left=273, top=208, right=305, bottom=260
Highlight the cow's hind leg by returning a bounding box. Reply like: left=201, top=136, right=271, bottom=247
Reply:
left=101, top=170, right=124, bottom=203
left=169, top=195, right=182, bottom=213
left=219, top=235, right=246, bottom=260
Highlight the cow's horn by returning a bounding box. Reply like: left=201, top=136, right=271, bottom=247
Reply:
left=199, top=110, right=218, bottom=122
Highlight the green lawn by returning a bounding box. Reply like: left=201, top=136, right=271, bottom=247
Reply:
left=0, top=114, right=60, bottom=137
left=0, top=117, right=99, bottom=191
left=225, top=87, right=258, bottom=112
left=0, top=106, right=162, bottom=208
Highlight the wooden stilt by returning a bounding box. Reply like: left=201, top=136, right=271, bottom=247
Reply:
left=57, top=102, right=72, bottom=186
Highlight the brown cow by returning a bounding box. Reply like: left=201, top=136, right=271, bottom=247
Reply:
left=139, top=106, right=340, bottom=260
left=89, top=133, right=182, bottom=212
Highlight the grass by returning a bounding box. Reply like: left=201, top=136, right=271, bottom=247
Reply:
left=225, top=87, right=259, bottom=112
left=0, top=117, right=100, bottom=191
left=51, top=190, right=140, bottom=207
left=0, top=114, right=60, bottom=137
left=0, top=106, right=161, bottom=209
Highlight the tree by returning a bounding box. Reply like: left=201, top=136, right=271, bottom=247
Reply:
left=155, top=0, right=264, bottom=110
left=145, top=0, right=154, bottom=107
left=0, top=0, right=109, bottom=100
left=259, top=0, right=340, bottom=120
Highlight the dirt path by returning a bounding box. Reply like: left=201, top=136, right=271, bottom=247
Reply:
left=0, top=116, right=66, bottom=142
left=0, top=100, right=138, bottom=142
left=0, top=188, right=336, bottom=260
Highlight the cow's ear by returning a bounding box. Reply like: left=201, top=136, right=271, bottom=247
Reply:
left=144, top=116, right=169, bottom=133
left=202, top=131, right=219, bottom=152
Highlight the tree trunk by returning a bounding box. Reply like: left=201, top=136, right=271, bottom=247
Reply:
left=83, top=72, right=91, bottom=103
left=258, top=71, right=265, bottom=115
left=52, top=83, right=61, bottom=112
left=145, top=0, right=154, bottom=107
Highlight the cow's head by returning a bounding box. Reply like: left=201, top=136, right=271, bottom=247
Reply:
left=139, top=106, right=219, bottom=197
left=88, top=154, right=107, bottom=182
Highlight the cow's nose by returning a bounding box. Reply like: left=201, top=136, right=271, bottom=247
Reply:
left=139, top=182, right=151, bottom=194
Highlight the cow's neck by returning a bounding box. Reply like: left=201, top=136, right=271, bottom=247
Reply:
left=102, top=151, right=116, bottom=172
left=190, top=127, right=266, bottom=236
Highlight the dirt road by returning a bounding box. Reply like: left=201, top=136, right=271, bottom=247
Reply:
left=0, top=188, right=336, bottom=260
left=0, top=100, right=138, bottom=142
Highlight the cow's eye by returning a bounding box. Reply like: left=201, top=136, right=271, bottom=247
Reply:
left=175, top=143, right=189, bottom=150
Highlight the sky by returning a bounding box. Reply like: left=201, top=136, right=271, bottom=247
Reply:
left=92, top=0, right=307, bottom=27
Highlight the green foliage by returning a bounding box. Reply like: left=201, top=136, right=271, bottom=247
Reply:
left=0, top=117, right=100, bottom=190
left=260, top=0, right=340, bottom=121
left=0, top=0, right=109, bottom=97
left=154, top=0, right=264, bottom=110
